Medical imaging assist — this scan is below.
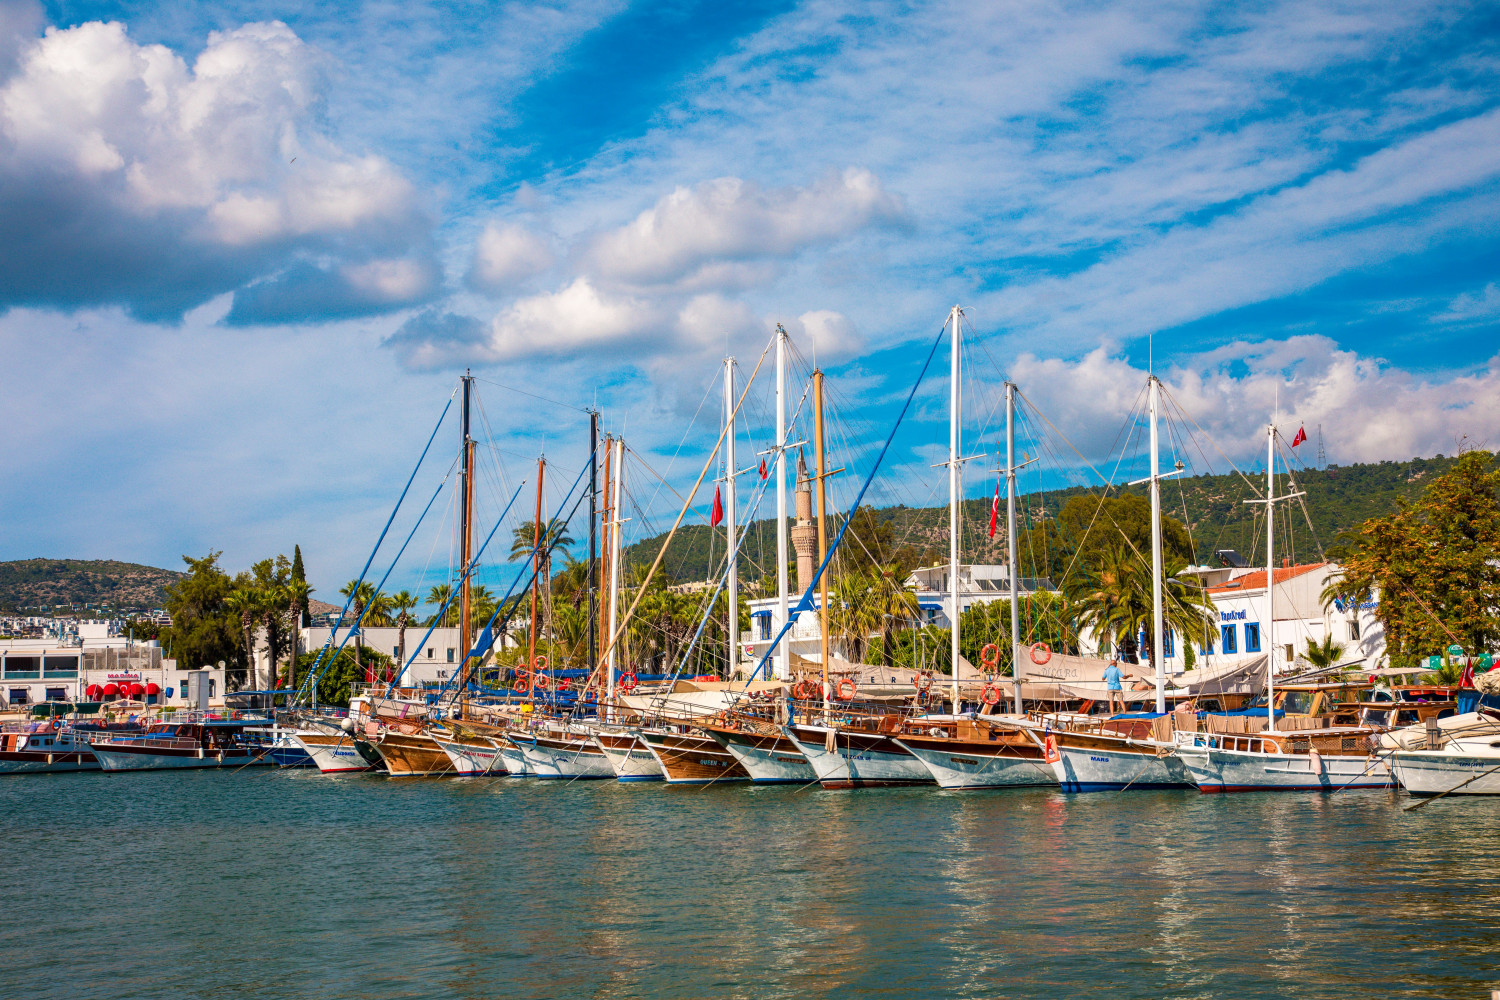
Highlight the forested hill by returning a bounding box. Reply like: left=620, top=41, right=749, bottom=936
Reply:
left=620, top=454, right=1476, bottom=585
left=0, top=559, right=183, bottom=611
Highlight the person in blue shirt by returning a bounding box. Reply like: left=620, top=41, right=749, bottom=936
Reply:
left=1102, top=658, right=1133, bottom=714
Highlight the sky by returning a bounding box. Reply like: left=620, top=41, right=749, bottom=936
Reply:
left=3, top=0, right=1500, bottom=601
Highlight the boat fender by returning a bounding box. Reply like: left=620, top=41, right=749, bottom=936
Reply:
left=981, top=684, right=1002, bottom=706
left=1030, top=642, right=1052, bottom=665
left=341, top=718, right=355, bottom=733
left=1043, top=734, right=1060, bottom=764
left=930, top=727, right=946, bottom=738
left=1308, top=749, right=1323, bottom=774
left=980, top=643, right=1001, bottom=670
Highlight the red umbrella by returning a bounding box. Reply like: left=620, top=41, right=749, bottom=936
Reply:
left=102, top=683, right=119, bottom=697
left=145, top=682, right=161, bottom=695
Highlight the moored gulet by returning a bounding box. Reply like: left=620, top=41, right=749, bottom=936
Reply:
left=291, top=725, right=380, bottom=774
left=782, top=717, right=932, bottom=789
left=1039, top=713, right=1191, bottom=792
left=593, top=729, right=663, bottom=781
left=639, top=725, right=749, bottom=784
left=91, top=717, right=277, bottom=772
left=896, top=714, right=1055, bottom=789
left=701, top=717, right=814, bottom=784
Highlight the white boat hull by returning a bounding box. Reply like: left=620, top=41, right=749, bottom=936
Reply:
left=717, top=738, right=815, bottom=784
left=594, top=737, right=664, bottom=782
left=898, top=741, right=1056, bottom=790
left=783, top=726, right=931, bottom=788
left=1050, top=744, right=1189, bottom=792
left=290, top=733, right=375, bottom=774
left=495, top=739, right=531, bottom=776
left=1176, top=746, right=1393, bottom=792
left=1391, top=751, right=1500, bottom=796
left=91, top=746, right=272, bottom=771
left=432, top=736, right=505, bottom=776
left=516, top=735, right=614, bottom=779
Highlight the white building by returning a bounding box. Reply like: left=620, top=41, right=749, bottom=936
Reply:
left=296, top=625, right=513, bottom=688
left=0, top=634, right=230, bottom=711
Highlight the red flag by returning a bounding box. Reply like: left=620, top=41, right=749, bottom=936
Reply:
left=759, top=457, right=767, bottom=480
left=1291, top=426, right=1307, bottom=447
left=988, top=481, right=1000, bottom=539
left=710, top=485, right=724, bottom=527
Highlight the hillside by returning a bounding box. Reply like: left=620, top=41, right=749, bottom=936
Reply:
left=0, top=559, right=183, bottom=611
left=621, top=454, right=1474, bottom=585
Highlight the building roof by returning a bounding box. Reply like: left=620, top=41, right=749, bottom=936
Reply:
left=1207, top=562, right=1329, bottom=595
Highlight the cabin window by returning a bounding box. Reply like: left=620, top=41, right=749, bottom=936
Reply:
left=446, top=649, right=455, bottom=663
left=1349, top=620, right=1361, bottom=641
left=1221, top=625, right=1238, bottom=654
left=46, top=687, right=65, bottom=701
left=1244, top=623, right=1261, bottom=652
left=209, top=680, right=216, bottom=697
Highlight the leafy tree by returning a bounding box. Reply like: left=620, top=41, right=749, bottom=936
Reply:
left=1333, top=451, right=1500, bottom=664
left=425, top=584, right=457, bottom=626
left=1067, top=546, right=1214, bottom=674
left=390, top=590, right=420, bottom=668
left=224, top=587, right=261, bottom=689
left=158, top=552, right=240, bottom=674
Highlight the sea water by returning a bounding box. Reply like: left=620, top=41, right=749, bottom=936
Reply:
left=3, top=770, right=1497, bottom=999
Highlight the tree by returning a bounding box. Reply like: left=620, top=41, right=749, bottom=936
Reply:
left=1067, top=546, right=1215, bottom=675
left=1334, top=451, right=1500, bottom=665
left=425, top=584, right=457, bottom=627
left=158, top=552, right=240, bottom=677
left=390, top=590, right=420, bottom=669
left=286, top=577, right=311, bottom=692
left=1302, top=634, right=1346, bottom=671
left=1030, top=495, right=1194, bottom=592
left=225, top=587, right=261, bottom=689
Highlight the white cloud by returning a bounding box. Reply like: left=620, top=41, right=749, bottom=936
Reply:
left=585, top=167, right=905, bottom=286
left=467, top=221, right=555, bottom=293
left=1012, top=336, right=1500, bottom=467
left=1434, top=282, right=1500, bottom=325
left=785, top=309, right=863, bottom=364
left=0, top=17, right=434, bottom=319
left=484, top=277, right=665, bottom=362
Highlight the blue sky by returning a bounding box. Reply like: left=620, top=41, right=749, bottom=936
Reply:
left=3, top=0, right=1500, bottom=601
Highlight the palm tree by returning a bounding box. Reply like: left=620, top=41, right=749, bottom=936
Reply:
left=225, top=588, right=260, bottom=689
left=510, top=519, right=576, bottom=596
left=426, top=584, right=454, bottom=626
left=1303, top=634, right=1346, bottom=671
left=1069, top=546, right=1215, bottom=674
left=390, top=590, right=420, bottom=669
left=830, top=572, right=879, bottom=664
left=870, top=564, right=920, bottom=668
left=339, top=579, right=374, bottom=679
left=259, top=582, right=288, bottom=689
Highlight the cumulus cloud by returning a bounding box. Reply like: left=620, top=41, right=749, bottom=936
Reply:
left=785, top=309, right=864, bottom=364
left=466, top=221, right=554, bottom=293
left=0, top=17, right=435, bottom=321
left=1011, top=336, right=1500, bottom=467
left=585, top=167, right=906, bottom=286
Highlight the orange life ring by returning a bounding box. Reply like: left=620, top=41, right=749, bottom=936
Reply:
left=533, top=673, right=550, bottom=690
left=793, top=680, right=814, bottom=700
left=980, top=643, right=1001, bottom=669
left=513, top=668, right=532, bottom=692
left=1043, top=734, right=1060, bottom=764
left=981, top=684, right=1002, bottom=706
left=913, top=673, right=934, bottom=692
left=619, top=672, right=638, bottom=692
left=1029, top=642, right=1052, bottom=665
left=836, top=679, right=857, bottom=701
left=533, top=654, right=548, bottom=670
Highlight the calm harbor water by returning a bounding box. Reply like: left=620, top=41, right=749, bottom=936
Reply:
left=4, top=771, right=1498, bottom=1000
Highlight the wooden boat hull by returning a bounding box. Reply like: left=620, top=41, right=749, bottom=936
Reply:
left=372, top=731, right=453, bottom=777
left=639, top=730, right=749, bottom=784
left=1392, top=749, right=1500, bottom=795
left=896, top=736, right=1055, bottom=789
left=593, top=732, right=663, bottom=781
left=703, top=725, right=814, bottom=783
left=291, top=731, right=376, bottom=773
left=782, top=725, right=931, bottom=788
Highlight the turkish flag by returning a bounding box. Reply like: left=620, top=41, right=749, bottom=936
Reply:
left=988, top=481, right=1000, bottom=539
left=759, top=458, right=767, bottom=479
left=710, top=485, right=724, bottom=527
left=1291, top=426, right=1307, bottom=447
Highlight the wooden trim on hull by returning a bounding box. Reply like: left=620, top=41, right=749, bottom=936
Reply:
left=373, top=732, right=454, bottom=777
left=639, top=731, right=749, bottom=784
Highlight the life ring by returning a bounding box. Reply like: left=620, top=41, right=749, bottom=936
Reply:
left=793, top=680, right=815, bottom=700
left=1043, top=734, right=1060, bottom=764
left=513, top=672, right=532, bottom=693
left=558, top=678, right=572, bottom=693
left=1029, top=642, right=1052, bottom=665
left=533, top=673, right=550, bottom=690
left=980, top=643, right=1001, bottom=669
left=533, top=654, right=548, bottom=670
left=836, top=679, right=857, bottom=701
left=981, top=684, right=1002, bottom=706
left=619, top=672, right=638, bottom=692
left=913, top=673, right=934, bottom=692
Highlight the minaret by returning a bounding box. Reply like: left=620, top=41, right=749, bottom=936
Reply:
left=791, top=448, right=817, bottom=592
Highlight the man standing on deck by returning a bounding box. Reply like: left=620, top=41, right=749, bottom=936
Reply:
left=1103, top=658, right=1132, bottom=715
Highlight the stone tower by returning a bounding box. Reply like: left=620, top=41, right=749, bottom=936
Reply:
left=791, top=448, right=817, bottom=592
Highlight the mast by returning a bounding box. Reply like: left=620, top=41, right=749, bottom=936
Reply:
left=814, top=369, right=829, bottom=717
left=458, top=371, right=474, bottom=714
left=588, top=410, right=599, bottom=692
left=598, top=435, right=613, bottom=701
left=526, top=458, right=544, bottom=705
left=1005, top=381, right=1022, bottom=714
left=1265, top=422, right=1276, bottom=732
left=948, top=305, right=962, bottom=714
left=1149, top=375, right=1166, bottom=714
left=775, top=326, right=790, bottom=681
left=724, top=357, right=739, bottom=678
left=607, top=439, right=625, bottom=705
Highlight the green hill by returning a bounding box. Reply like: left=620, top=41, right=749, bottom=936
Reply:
left=0, top=559, right=183, bottom=612
left=621, top=453, right=1474, bottom=585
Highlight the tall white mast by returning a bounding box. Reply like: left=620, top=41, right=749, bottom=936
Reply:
left=1006, top=381, right=1022, bottom=714
left=724, top=357, right=739, bottom=676
left=1149, top=376, right=1166, bottom=714
left=1265, top=422, right=1276, bottom=732
left=607, top=438, right=625, bottom=703
left=775, top=328, right=790, bottom=681
left=948, top=305, right=963, bottom=713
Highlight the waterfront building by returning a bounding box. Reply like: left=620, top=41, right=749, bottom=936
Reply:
left=0, top=631, right=230, bottom=712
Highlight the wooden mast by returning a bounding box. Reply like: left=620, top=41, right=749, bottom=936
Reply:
left=526, top=457, right=545, bottom=705
left=814, top=368, right=829, bottom=719
left=458, top=372, right=474, bottom=716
